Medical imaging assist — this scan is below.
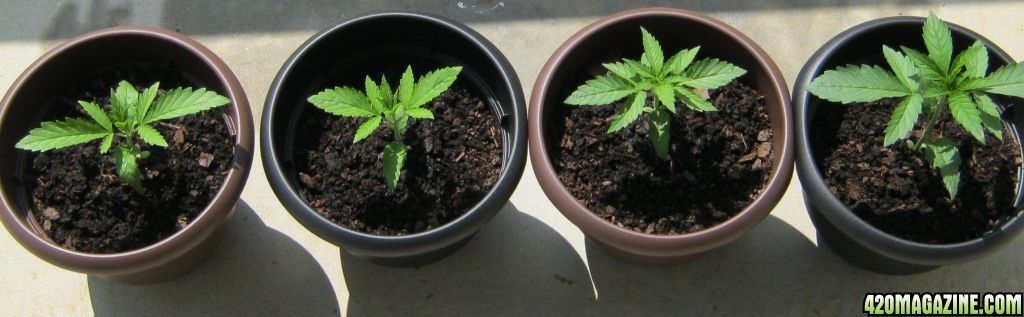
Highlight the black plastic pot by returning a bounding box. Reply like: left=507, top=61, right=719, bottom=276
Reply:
left=261, top=12, right=526, bottom=267
left=794, top=16, right=1024, bottom=274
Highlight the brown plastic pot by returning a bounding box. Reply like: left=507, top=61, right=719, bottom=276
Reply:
left=0, top=26, right=254, bottom=284
left=529, top=8, right=794, bottom=265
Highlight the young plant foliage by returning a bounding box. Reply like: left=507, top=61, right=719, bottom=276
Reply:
left=307, top=66, right=462, bottom=192
left=564, top=27, right=747, bottom=160
left=806, top=12, right=1024, bottom=198
left=16, top=81, right=231, bottom=193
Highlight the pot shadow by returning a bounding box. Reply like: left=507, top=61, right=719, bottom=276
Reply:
left=582, top=214, right=1024, bottom=315
left=342, top=203, right=596, bottom=316
left=87, top=201, right=340, bottom=316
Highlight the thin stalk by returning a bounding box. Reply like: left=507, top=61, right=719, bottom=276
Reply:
left=915, top=99, right=947, bottom=150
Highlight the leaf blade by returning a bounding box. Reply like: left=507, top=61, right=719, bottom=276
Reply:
left=883, top=45, right=919, bottom=91
left=15, top=118, right=111, bottom=152
left=676, top=87, right=717, bottom=112
left=947, top=91, right=986, bottom=144
left=408, top=66, right=462, bottom=109
left=640, top=27, right=664, bottom=72
left=382, top=143, right=408, bottom=192
left=806, top=64, right=910, bottom=103
left=681, top=58, right=747, bottom=89
left=663, top=47, right=699, bottom=76
left=963, top=63, right=1024, bottom=98
left=973, top=93, right=1004, bottom=141
left=144, top=87, right=231, bottom=123
left=307, top=86, right=376, bottom=118
left=923, top=138, right=961, bottom=198
left=883, top=94, right=923, bottom=146
left=652, top=83, right=676, bottom=113
left=114, top=145, right=145, bottom=193
left=353, top=116, right=382, bottom=143
left=564, top=75, right=634, bottom=106
left=136, top=124, right=168, bottom=147
left=607, top=92, right=646, bottom=133
left=924, top=12, right=953, bottom=73
left=78, top=101, right=112, bottom=131
left=405, top=108, right=434, bottom=119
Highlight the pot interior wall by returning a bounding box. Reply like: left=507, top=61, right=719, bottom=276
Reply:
left=540, top=14, right=788, bottom=187
left=268, top=16, right=516, bottom=198
left=804, top=21, right=1024, bottom=227
left=0, top=33, right=232, bottom=236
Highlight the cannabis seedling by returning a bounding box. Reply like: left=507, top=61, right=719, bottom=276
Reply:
left=16, top=81, right=231, bottom=193
left=807, top=12, right=1024, bottom=198
left=307, top=66, right=462, bottom=192
left=564, top=27, right=747, bottom=160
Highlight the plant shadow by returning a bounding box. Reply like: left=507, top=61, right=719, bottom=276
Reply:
left=87, top=201, right=340, bottom=316
left=341, top=203, right=596, bottom=315
left=581, top=214, right=1024, bottom=315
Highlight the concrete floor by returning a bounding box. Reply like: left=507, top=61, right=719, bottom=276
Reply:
left=1, top=1, right=1022, bottom=316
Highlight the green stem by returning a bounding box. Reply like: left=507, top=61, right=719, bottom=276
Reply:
left=915, top=98, right=946, bottom=150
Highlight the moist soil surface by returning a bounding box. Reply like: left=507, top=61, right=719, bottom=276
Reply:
left=549, top=81, right=774, bottom=235
left=295, top=86, right=502, bottom=235
left=28, top=64, right=234, bottom=253
left=812, top=99, right=1022, bottom=243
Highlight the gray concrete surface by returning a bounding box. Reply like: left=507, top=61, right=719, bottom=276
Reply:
left=1, top=1, right=1022, bottom=316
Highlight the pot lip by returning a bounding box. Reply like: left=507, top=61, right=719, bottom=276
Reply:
left=261, top=11, right=526, bottom=244
left=528, top=7, right=794, bottom=250
left=793, top=15, right=1024, bottom=263
left=0, top=26, right=253, bottom=268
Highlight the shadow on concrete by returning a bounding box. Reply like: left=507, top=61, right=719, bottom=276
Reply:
left=579, top=214, right=1024, bottom=315
left=341, top=203, right=595, bottom=315
left=88, top=201, right=340, bottom=316
left=1, top=0, right=1015, bottom=41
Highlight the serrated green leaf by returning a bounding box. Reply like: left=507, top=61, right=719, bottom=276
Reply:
left=136, top=124, right=167, bottom=147
left=110, top=81, right=139, bottom=123
left=607, top=92, right=646, bottom=133
left=663, top=47, right=699, bottom=76
left=681, top=58, right=747, bottom=89
left=973, top=93, right=1004, bottom=141
left=114, top=145, right=144, bottom=193
left=652, top=84, right=676, bottom=113
left=648, top=107, right=671, bottom=160
left=676, top=87, right=717, bottom=112
left=924, top=12, right=953, bottom=73
left=640, top=27, right=664, bottom=72
left=603, top=62, right=636, bottom=79
left=564, top=75, right=634, bottom=106
left=883, top=45, right=919, bottom=91
left=963, top=63, right=1024, bottom=98
left=15, top=118, right=111, bottom=152
left=365, top=76, right=386, bottom=113
left=883, top=94, right=923, bottom=146
left=806, top=64, right=910, bottom=103
left=947, top=91, right=986, bottom=144
left=398, top=66, right=415, bottom=105
left=378, top=76, right=396, bottom=109
left=951, top=41, right=988, bottom=79
left=136, top=82, right=159, bottom=122
left=78, top=101, right=112, bottom=131
left=308, top=86, right=375, bottom=118
left=143, top=87, right=231, bottom=124
left=353, top=116, right=381, bottom=143
left=902, top=46, right=946, bottom=83
left=923, top=138, right=961, bottom=198
left=382, top=143, right=408, bottom=192
left=624, top=59, right=655, bottom=78
left=408, top=66, right=462, bottom=109
left=99, top=134, right=113, bottom=154
left=405, top=108, right=434, bottom=119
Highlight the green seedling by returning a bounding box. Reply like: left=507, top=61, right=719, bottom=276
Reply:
left=564, top=27, right=747, bottom=160
left=16, top=81, right=231, bottom=193
left=807, top=12, right=1024, bottom=198
left=307, top=65, right=462, bottom=192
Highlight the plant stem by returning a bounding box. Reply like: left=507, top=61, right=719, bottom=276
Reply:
left=915, top=98, right=946, bottom=150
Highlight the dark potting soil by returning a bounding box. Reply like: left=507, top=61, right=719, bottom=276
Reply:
left=549, top=81, right=774, bottom=235
left=295, top=86, right=502, bottom=235
left=26, top=64, right=234, bottom=253
left=812, top=99, right=1022, bottom=243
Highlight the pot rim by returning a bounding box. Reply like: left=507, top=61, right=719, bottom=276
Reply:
left=529, top=7, right=794, bottom=254
left=793, top=15, right=1024, bottom=264
left=0, top=26, right=253, bottom=272
left=261, top=11, right=526, bottom=246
